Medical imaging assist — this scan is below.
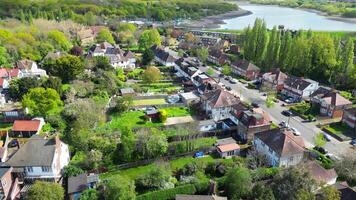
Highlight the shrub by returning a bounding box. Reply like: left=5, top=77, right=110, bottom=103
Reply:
left=136, top=184, right=196, bottom=200
left=159, top=109, right=168, bottom=122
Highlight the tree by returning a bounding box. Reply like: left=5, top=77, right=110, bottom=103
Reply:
left=87, top=149, right=102, bottom=169
left=334, top=154, right=356, bottom=185
left=222, top=65, right=232, bottom=76
left=47, top=30, right=71, bottom=51
left=0, top=45, right=11, bottom=67
left=225, top=167, right=252, bottom=200
left=70, top=45, right=83, bottom=56
left=43, top=76, right=63, bottom=96
left=96, top=28, right=115, bottom=44
left=250, top=183, right=275, bottom=200
left=319, top=186, right=340, bottom=200
left=113, top=96, right=133, bottom=114
left=94, top=56, right=112, bottom=71
left=104, top=176, right=136, bottom=200
left=142, top=48, right=155, bottom=66
left=28, top=181, right=64, bottom=200
left=314, top=133, right=326, bottom=147
left=272, top=167, right=316, bottom=200
left=80, top=189, right=98, bottom=200
left=159, top=109, right=168, bottom=122
left=136, top=128, right=168, bottom=159
left=22, top=87, right=63, bottom=117
left=9, top=77, right=42, bottom=100
left=114, top=127, right=136, bottom=163
left=338, top=37, right=355, bottom=89
left=263, top=26, right=281, bottom=71
left=196, top=47, right=209, bottom=63
left=296, top=189, right=315, bottom=200
left=139, top=29, right=161, bottom=49
left=142, top=66, right=161, bottom=84
left=185, top=32, right=197, bottom=43
left=265, top=94, right=275, bottom=108
left=63, top=164, right=84, bottom=177
left=135, top=164, right=173, bottom=191
left=44, top=55, right=84, bottom=83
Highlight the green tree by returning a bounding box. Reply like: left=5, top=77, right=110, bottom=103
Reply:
left=43, top=76, right=63, bottom=96
left=47, top=30, right=71, bottom=51
left=225, top=167, right=252, bottom=200
left=296, top=189, right=315, bottom=200
left=222, top=65, right=232, bottom=76
left=142, top=66, right=161, bottom=84
left=113, top=96, right=133, bottom=114
left=105, top=176, right=136, bottom=200
left=44, top=55, right=84, bottom=83
left=96, top=28, right=115, bottom=44
left=195, top=47, right=209, bottom=63
left=319, top=186, right=340, bottom=200
left=28, top=181, right=64, bottom=200
left=279, top=31, right=293, bottom=71
left=0, top=45, right=11, bottom=67
left=63, top=164, right=84, bottom=177
left=139, top=29, right=161, bottom=49
left=263, top=26, right=281, bottom=71
left=338, top=37, right=355, bottom=89
left=94, top=56, right=112, bottom=71
left=334, top=154, right=356, bottom=185
left=87, top=149, right=102, bottom=169
left=250, top=183, right=275, bottom=200
left=314, top=133, right=326, bottom=147
left=159, top=109, right=168, bottom=122
left=135, top=164, right=172, bottom=191
left=136, top=128, right=168, bottom=159
left=9, top=77, right=42, bottom=100
left=142, top=48, right=155, bottom=66
left=114, top=127, right=136, bottom=163
left=80, top=189, right=98, bottom=200
left=22, top=87, right=63, bottom=117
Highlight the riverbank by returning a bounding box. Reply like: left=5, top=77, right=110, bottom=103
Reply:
left=180, top=9, right=252, bottom=29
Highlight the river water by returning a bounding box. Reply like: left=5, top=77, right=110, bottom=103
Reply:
left=219, top=5, right=356, bottom=31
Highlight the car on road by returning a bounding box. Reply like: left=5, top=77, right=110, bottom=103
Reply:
left=290, top=127, right=301, bottom=136
left=323, top=133, right=332, bottom=142
left=225, top=86, right=232, bottom=91
left=279, top=121, right=290, bottom=128
left=350, top=139, right=356, bottom=146
left=229, top=79, right=237, bottom=84
left=224, top=76, right=231, bottom=81
left=281, top=110, right=293, bottom=116
left=313, top=146, right=328, bottom=154
left=285, top=98, right=293, bottom=103
left=251, top=102, right=259, bottom=108
left=326, top=153, right=340, bottom=161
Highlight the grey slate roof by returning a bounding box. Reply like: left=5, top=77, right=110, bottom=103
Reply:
left=6, top=135, right=57, bottom=167
left=68, top=173, right=88, bottom=194
left=0, top=166, right=11, bottom=178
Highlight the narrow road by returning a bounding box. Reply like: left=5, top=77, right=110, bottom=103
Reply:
left=199, top=66, right=354, bottom=157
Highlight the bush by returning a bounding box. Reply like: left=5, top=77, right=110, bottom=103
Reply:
left=251, top=167, right=280, bottom=181
left=136, top=184, right=196, bottom=200
left=159, top=109, right=168, bottom=122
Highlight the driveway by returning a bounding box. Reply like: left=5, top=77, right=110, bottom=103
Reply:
left=199, top=66, right=355, bottom=156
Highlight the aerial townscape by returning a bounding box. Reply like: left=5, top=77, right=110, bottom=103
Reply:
left=0, top=0, right=356, bottom=200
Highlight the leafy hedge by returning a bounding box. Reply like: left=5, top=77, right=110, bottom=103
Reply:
left=136, top=184, right=196, bottom=200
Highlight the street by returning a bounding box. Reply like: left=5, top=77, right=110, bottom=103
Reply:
left=199, top=66, right=355, bottom=157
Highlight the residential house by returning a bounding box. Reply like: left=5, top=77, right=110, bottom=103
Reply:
left=180, top=92, right=200, bottom=105
left=229, top=102, right=249, bottom=125
left=236, top=108, right=272, bottom=142
left=0, top=78, right=9, bottom=92
left=119, top=88, right=135, bottom=97
left=11, top=118, right=45, bottom=137
left=200, top=88, right=240, bottom=121
left=88, top=42, right=136, bottom=69
left=174, top=57, right=201, bottom=78
left=342, top=107, right=356, bottom=129
left=0, top=166, right=21, bottom=200
left=15, top=59, right=47, bottom=77
left=0, top=68, right=22, bottom=80
left=262, top=69, right=288, bottom=92
left=151, top=45, right=177, bottom=67
left=176, top=194, right=227, bottom=200
left=253, top=128, right=306, bottom=167
left=197, top=36, right=221, bottom=47
left=216, top=137, right=240, bottom=158
left=67, top=173, right=100, bottom=200
left=198, top=120, right=217, bottom=132
left=231, top=60, right=260, bottom=80
left=304, top=161, right=337, bottom=186
left=333, top=182, right=356, bottom=200
left=77, top=26, right=105, bottom=47
left=6, top=135, right=70, bottom=182
left=192, top=73, right=213, bottom=88
left=207, top=49, right=229, bottom=66
left=281, top=76, right=319, bottom=101
left=310, top=87, right=352, bottom=118
left=42, top=51, right=66, bottom=62
left=228, top=45, right=241, bottom=54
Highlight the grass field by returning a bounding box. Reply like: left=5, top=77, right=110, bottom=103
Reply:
left=139, top=82, right=182, bottom=93
left=100, top=155, right=215, bottom=180
left=132, top=99, right=167, bottom=106
left=163, top=107, right=192, bottom=117
left=109, top=111, right=163, bottom=130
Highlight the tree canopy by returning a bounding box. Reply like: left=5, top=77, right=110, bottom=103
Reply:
left=139, top=29, right=161, bottom=49
left=27, top=181, right=64, bottom=200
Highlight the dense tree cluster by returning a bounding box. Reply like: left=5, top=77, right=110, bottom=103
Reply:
left=243, top=18, right=356, bottom=90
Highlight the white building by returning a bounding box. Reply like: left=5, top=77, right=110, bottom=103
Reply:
left=6, top=135, right=70, bottom=182
left=253, top=129, right=305, bottom=167
left=282, top=76, right=319, bottom=101
left=16, top=59, right=47, bottom=77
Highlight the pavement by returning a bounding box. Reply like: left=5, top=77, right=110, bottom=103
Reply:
left=199, top=66, right=355, bottom=157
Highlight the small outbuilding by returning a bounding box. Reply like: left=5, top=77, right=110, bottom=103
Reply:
left=180, top=92, right=200, bottom=105
left=119, top=88, right=135, bottom=97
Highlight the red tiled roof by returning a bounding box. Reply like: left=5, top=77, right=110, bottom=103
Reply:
left=0, top=78, right=4, bottom=87
left=0, top=68, right=7, bottom=78
left=7, top=68, right=19, bottom=77
left=12, top=120, right=41, bottom=132
left=217, top=143, right=240, bottom=152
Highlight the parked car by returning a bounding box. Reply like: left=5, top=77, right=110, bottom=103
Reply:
left=279, top=121, right=290, bottom=128
left=326, top=153, right=340, bottom=161
left=281, top=110, right=293, bottom=116
left=219, top=73, right=224, bottom=78
left=225, top=86, right=232, bottom=91
left=323, top=133, right=332, bottom=142
left=229, top=79, right=237, bottom=84
left=313, top=146, right=328, bottom=154
left=285, top=98, right=293, bottom=103
left=290, top=127, right=301, bottom=136
left=224, top=76, right=231, bottom=81
left=350, top=139, right=356, bottom=146
left=251, top=102, right=259, bottom=108
left=8, top=139, right=18, bottom=148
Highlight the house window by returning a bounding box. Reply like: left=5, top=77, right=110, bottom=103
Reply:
left=41, top=166, right=51, bottom=172
left=27, top=167, right=33, bottom=173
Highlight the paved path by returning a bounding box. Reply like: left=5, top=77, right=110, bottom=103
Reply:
left=165, top=116, right=194, bottom=126
left=199, top=66, right=355, bottom=157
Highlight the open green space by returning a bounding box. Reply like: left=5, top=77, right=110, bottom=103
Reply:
left=138, top=82, right=182, bottom=93
left=100, top=155, right=215, bottom=180
left=132, top=99, right=167, bottom=106
left=109, top=111, right=163, bottom=130
left=163, top=107, right=192, bottom=117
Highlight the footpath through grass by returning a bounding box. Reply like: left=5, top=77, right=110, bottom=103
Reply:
left=132, top=99, right=167, bottom=106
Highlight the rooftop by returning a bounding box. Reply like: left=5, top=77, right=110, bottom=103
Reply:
left=217, top=143, right=240, bottom=152
left=12, top=120, right=42, bottom=132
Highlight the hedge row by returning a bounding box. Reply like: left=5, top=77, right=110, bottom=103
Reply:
left=136, top=184, right=196, bottom=200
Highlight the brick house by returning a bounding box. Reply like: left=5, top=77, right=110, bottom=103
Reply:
left=0, top=166, right=21, bottom=200
left=236, top=108, right=272, bottom=142
left=253, top=128, right=306, bottom=167
left=311, top=87, right=352, bottom=118
left=200, top=88, right=240, bottom=121
left=262, top=69, right=288, bottom=92
left=151, top=45, right=177, bottom=67
left=342, top=107, right=356, bottom=130
left=231, top=60, right=260, bottom=80
left=207, top=48, right=229, bottom=66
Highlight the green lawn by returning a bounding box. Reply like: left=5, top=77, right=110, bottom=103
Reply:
left=138, top=82, right=182, bottom=93
left=132, top=99, right=167, bottom=106
left=109, top=111, right=163, bottom=130
left=0, top=123, right=12, bottom=131
left=163, top=107, right=192, bottom=117
left=100, top=155, right=215, bottom=181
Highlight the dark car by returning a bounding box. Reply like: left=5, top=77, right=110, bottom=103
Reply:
left=224, top=76, right=231, bottom=81
left=251, top=102, right=259, bottom=108
left=8, top=139, right=18, bottom=148
left=281, top=110, right=293, bottom=116
left=225, top=86, right=232, bottom=91
left=313, top=146, right=328, bottom=154
left=229, top=79, right=237, bottom=84
left=219, top=73, right=224, bottom=78
left=350, top=139, right=356, bottom=146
